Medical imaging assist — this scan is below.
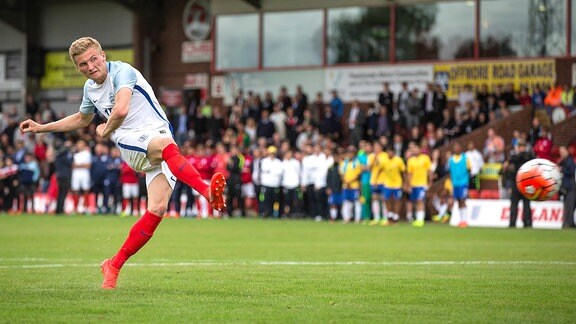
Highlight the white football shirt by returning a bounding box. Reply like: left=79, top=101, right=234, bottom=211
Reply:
left=79, top=61, right=171, bottom=137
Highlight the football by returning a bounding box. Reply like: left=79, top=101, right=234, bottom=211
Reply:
left=516, top=158, right=561, bottom=201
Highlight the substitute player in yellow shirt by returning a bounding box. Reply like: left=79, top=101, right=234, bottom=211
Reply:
left=339, top=146, right=362, bottom=223
left=406, top=143, right=433, bottom=227
left=368, top=142, right=388, bottom=225
left=382, top=145, right=406, bottom=223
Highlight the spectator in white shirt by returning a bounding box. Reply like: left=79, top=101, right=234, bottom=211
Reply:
left=300, top=144, right=318, bottom=219
left=466, top=141, right=484, bottom=190
left=458, top=84, right=475, bottom=112
left=311, top=145, right=332, bottom=221
left=251, top=148, right=264, bottom=216
left=260, top=146, right=283, bottom=218
left=270, top=103, right=288, bottom=139
left=71, top=140, right=92, bottom=214
left=281, top=150, right=301, bottom=218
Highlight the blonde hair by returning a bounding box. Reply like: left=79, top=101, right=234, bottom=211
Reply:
left=68, top=37, right=102, bottom=63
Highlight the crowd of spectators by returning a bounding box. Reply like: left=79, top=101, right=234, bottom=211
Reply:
left=0, top=81, right=574, bottom=222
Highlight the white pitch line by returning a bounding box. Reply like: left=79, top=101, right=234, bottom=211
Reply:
left=0, top=260, right=575, bottom=269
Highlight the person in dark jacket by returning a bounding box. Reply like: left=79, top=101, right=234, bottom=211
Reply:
left=256, top=109, right=276, bottom=141
left=558, top=146, right=575, bottom=228
left=364, top=104, right=379, bottom=141
left=326, top=149, right=343, bottom=222
left=377, top=82, right=394, bottom=115
left=319, top=105, right=341, bottom=143
left=105, top=147, right=123, bottom=214
left=91, top=143, right=110, bottom=214
left=504, top=141, right=535, bottom=228
left=19, top=153, right=40, bottom=213
left=227, top=145, right=244, bottom=217
left=54, top=140, right=73, bottom=214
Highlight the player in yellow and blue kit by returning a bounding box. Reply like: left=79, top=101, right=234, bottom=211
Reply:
left=339, top=146, right=362, bottom=223
left=448, top=142, right=471, bottom=227
left=368, top=142, right=388, bottom=225
left=406, top=143, right=432, bottom=227
left=383, top=145, right=406, bottom=223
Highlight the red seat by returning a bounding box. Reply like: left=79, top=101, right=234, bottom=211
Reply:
left=479, top=189, right=499, bottom=199
left=468, top=189, right=480, bottom=198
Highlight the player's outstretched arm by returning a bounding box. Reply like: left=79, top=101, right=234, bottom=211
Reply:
left=20, top=112, right=94, bottom=134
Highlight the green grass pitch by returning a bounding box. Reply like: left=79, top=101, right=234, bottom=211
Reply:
left=0, top=214, right=575, bottom=323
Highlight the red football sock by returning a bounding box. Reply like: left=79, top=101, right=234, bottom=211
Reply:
left=111, top=210, right=162, bottom=269
left=83, top=193, right=90, bottom=210
left=133, top=198, right=140, bottom=215
left=162, top=143, right=209, bottom=198
left=72, top=194, right=80, bottom=211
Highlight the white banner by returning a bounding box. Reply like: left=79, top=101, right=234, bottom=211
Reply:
left=449, top=199, right=565, bottom=230
left=325, top=64, right=434, bottom=102
left=184, top=73, right=209, bottom=89
left=182, top=40, right=212, bottom=63
left=211, top=76, right=225, bottom=98
left=224, top=69, right=325, bottom=106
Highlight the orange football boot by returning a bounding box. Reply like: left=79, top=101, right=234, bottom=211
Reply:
left=209, top=172, right=227, bottom=211
left=100, top=258, right=120, bottom=289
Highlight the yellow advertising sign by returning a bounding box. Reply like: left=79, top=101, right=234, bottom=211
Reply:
left=434, top=60, right=555, bottom=100
left=40, top=49, right=134, bottom=89
left=479, top=163, right=503, bottom=180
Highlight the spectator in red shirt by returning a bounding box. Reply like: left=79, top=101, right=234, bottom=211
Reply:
left=533, top=127, right=553, bottom=161
left=195, top=144, right=216, bottom=218
left=120, top=161, right=140, bottom=217
left=213, top=143, right=230, bottom=179
left=518, top=87, right=532, bottom=107
left=33, top=135, right=48, bottom=162
left=240, top=147, right=255, bottom=212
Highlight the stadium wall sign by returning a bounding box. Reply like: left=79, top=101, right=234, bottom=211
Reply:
left=324, top=64, right=434, bottom=102
left=182, top=0, right=212, bottom=41
left=182, top=40, right=212, bottom=63
left=435, top=60, right=555, bottom=100
left=0, top=54, right=21, bottom=91
left=449, top=199, right=564, bottom=230
left=40, top=49, right=134, bottom=89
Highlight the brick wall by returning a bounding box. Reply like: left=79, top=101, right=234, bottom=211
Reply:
left=136, top=0, right=211, bottom=90
left=548, top=113, right=576, bottom=147
left=556, top=58, right=576, bottom=87
left=435, top=106, right=535, bottom=162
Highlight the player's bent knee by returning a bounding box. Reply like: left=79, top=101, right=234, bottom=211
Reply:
left=147, top=203, right=167, bottom=217
left=148, top=137, right=176, bottom=165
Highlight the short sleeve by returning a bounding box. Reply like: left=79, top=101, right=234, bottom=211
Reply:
left=112, top=63, right=137, bottom=93
left=399, top=159, right=406, bottom=172
left=79, top=82, right=96, bottom=115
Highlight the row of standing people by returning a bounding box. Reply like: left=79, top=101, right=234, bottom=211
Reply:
left=1, top=140, right=146, bottom=216
left=249, top=140, right=444, bottom=225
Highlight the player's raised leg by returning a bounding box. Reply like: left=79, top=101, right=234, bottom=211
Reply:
left=147, top=137, right=226, bottom=211
left=101, top=173, right=172, bottom=289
